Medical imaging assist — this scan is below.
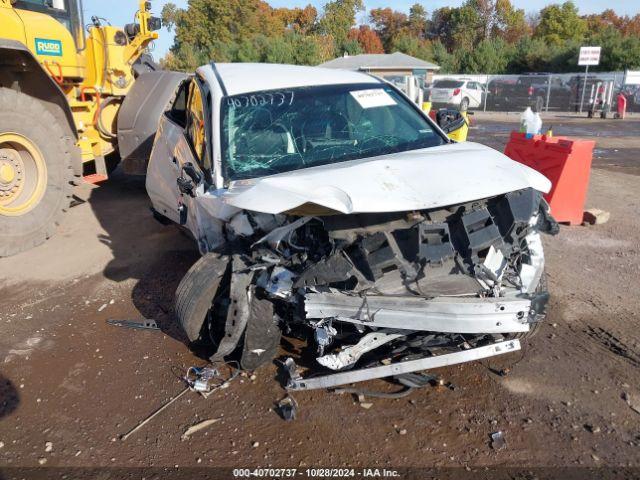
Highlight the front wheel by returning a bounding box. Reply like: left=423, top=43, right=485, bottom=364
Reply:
left=0, top=88, right=74, bottom=257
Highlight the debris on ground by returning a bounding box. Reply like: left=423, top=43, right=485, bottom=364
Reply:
left=44, top=441, right=53, bottom=453
left=585, top=424, right=601, bottom=434
left=181, top=418, right=221, bottom=441
left=184, top=364, right=239, bottom=398
left=106, top=319, right=160, bottom=331
left=276, top=395, right=298, bottom=422
left=622, top=392, right=640, bottom=415
left=583, top=208, right=611, bottom=225
left=490, top=431, right=506, bottom=450
left=120, top=387, right=190, bottom=441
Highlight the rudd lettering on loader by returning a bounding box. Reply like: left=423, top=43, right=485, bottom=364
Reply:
left=35, top=38, right=62, bottom=56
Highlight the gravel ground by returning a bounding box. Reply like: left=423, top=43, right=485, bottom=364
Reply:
left=0, top=113, right=639, bottom=477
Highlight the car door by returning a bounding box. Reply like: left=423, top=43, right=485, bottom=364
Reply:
left=146, top=79, right=190, bottom=224
left=466, top=82, right=482, bottom=108
left=147, top=77, right=222, bottom=247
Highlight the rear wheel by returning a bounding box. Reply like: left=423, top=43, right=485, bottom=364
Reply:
left=0, top=88, right=74, bottom=257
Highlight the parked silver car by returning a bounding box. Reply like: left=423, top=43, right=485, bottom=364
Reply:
left=428, top=79, right=484, bottom=110
left=144, top=63, right=557, bottom=391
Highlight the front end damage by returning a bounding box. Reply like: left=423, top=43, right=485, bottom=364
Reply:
left=187, top=187, right=558, bottom=391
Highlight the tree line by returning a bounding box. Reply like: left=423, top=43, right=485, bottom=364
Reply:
left=161, top=0, right=640, bottom=74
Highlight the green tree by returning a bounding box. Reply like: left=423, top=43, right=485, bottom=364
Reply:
left=431, top=40, right=459, bottom=73
left=408, top=4, right=428, bottom=39
left=459, top=38, right=514, bottom=73
left=534, top=1, right=586, bottom=46
left=319, top=0, right=364, bottom=54
left=390, top=34, right=433, bottom=60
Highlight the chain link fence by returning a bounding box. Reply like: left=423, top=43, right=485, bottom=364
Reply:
left=426, top=72, right=640, bottom=114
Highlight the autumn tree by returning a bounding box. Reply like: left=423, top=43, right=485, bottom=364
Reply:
left=348, top=25, right=384, bottom=53
left=369, top=8, right=409, bottom=50
left=319, top=0, right=364, bottom=53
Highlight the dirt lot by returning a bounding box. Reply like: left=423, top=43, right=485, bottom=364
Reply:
left=1, top=113, right=639, bottom=477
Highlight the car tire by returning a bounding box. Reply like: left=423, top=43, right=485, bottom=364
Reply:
left=175, top=253, right=230, bottom=343
left=460, top=97, right=469, bottom=111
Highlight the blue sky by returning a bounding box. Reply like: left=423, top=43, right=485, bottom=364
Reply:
left=83, top=0, right=640, bottom=60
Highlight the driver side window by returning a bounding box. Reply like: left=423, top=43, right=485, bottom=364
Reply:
left=185, top=80, right=207, bottom=166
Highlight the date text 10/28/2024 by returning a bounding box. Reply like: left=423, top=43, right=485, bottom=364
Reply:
left=233, top=468, right=401, bottom=478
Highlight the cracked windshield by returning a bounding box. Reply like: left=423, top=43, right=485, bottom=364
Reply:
left=221, top=83, right=446, bottom=180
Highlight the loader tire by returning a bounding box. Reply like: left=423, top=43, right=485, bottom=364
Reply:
left=0, top=88, right=74, bottom=257
left=175, top=253, right=230, bottom=343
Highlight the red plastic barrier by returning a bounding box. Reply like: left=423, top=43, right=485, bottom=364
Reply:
left=504, top=132, right=595, bottom=225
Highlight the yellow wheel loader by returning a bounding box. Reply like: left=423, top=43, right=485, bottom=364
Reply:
left=0, top=0, right=185, bottom=257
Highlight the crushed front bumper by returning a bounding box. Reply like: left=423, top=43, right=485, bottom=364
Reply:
left=305, top=289, right=533, bottom=334
left=286, top=339, right=521, bottom=391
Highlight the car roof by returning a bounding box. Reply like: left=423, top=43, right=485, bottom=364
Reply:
left=197, top=63, right=382, bottom=96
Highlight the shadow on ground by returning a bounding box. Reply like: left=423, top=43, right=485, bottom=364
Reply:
left=0, top=375, right=19, bottom=420
left=87, top=168, right=199, bottom=345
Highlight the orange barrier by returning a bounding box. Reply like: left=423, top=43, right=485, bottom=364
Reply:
left=504, top=132, right=595, bottom=225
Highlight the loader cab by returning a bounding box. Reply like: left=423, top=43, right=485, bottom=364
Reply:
left=13, top=0, right=85, bottom=50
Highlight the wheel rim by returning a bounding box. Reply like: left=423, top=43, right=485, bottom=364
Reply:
left=0, top=133, right=47, bottom=217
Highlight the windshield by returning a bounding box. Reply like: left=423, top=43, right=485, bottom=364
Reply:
left=432, top=80, right=464, bottom=89
left=221, top=83, right=445, bottom=181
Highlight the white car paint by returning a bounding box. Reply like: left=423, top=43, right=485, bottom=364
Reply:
left=218, top=63, right=380, bottom=96
left=429, top=79, right=484, bottom=109
left=221, top=142, right=551, bottom=215
left=146, top=63, right=549, bottom=251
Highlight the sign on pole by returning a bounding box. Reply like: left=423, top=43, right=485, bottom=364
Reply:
left=578, top=46, right=601, bottom=113
left=578, top=46, right=601, bottom=66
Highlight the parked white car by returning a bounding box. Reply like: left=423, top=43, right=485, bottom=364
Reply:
left=428, top=79, right=484, bottom=110
left=144, top=63, right=557, bottom=391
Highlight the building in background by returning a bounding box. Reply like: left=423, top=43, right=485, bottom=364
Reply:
left=319, top=52, right=440, bottom=85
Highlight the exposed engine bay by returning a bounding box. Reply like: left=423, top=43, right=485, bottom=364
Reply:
left=179, top=187, right=558, bottom=390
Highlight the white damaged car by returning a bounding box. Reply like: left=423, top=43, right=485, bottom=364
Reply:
left=144, top=63, right=558, bottom=391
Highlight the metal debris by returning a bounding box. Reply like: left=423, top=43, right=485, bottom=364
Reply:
left=184, top=364, right=239, bottom=398
left=106, top=319, right=160, bottom=331
left=623, top=392, right=640, bottom=415
left=181, top=418, right=221, bottom=441
left=276, top=395, right=298, bottom=421
left=490, top=431, right=506, bottom=450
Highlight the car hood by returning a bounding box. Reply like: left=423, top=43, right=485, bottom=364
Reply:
left=221, top=142, right=551, bottom=215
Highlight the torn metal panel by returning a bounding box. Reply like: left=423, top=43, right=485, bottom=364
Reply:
left=287, top=339, right=521, bottom=391
left=253, top=216, right=312, bottom=250
left=210, top=256, right=253, bottom=362
left=317, top=331, right=405, bottom=370
left=257, top=267, right=295, bottom=299
left=305, top=290, right=531, bottom=334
